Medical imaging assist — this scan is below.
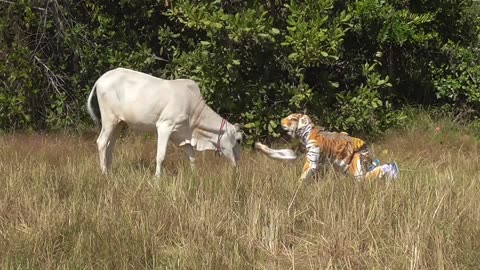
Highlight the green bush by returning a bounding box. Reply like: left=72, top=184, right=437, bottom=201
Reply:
left=0, top=0, right=479, bottom=142
left=329, top=57, right=406, bottom=136
left=432, top=42, right=480, bottom=112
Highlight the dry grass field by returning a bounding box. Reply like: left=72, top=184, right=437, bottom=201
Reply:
left=1, top=114, right=480, bottom=269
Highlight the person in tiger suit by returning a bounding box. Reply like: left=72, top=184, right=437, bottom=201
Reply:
left=255, top=113, right=399, bottom=181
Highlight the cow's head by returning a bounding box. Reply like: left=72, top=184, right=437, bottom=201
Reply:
left=219, top=123, right=243, bottom=167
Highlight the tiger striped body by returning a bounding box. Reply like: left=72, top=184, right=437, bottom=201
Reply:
left=281, top=113, right=395, bottom=181
left=301, top=127, right=374, bottom=180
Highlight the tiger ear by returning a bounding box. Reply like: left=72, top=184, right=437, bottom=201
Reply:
left=298, top=114, right=311, bottom=129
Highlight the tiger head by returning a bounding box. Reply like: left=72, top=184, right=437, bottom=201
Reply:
left=281, top=113, right=313, bottom=138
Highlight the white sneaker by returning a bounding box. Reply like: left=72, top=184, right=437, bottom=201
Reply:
left=382, top=162, right=399, bottom=180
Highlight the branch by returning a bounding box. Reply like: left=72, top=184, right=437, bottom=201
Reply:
left=151, top=54, right=169, bottom=62
left=33, top=55, right=65, bottom=96
left=467, top=71, right=477, bottom=85
left=0, top=0, right=46, bottom=11
left=33, top=1, right=49, bottom=55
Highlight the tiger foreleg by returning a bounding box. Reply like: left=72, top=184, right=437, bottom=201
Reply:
left=300, top=146, right=320, bottom=181
left=346, top=153, right=365, bottom=181
left=300, top=161, right=315, bottom=181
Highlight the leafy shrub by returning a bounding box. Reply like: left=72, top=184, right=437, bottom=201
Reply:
left=163, top=0, right=355, bottom=141
left=328, top=57, right=406, bottom=135
left=432, top=42, right=480, bottom=113
left=0, top=0, right=479, bottom=143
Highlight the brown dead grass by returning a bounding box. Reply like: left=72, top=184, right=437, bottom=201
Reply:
left=0, top=122, right=479, bottom=269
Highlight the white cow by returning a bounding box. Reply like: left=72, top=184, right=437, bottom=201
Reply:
left=87, top=68, right=242, bottom=176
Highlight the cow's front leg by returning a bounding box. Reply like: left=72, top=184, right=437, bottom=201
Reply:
left=155, top=121, right=174, bottom=177
left=181, top=143, right=196, bottom=170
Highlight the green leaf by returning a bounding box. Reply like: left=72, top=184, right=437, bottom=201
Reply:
left=271, top=28, right=280, bottom=34
left=269, top=120, right=278, bottom=128
left=244, top=123, right=255, bottom=129
left=288, top=52, right=299, bottom=60
left=330, top=81, right=339, bottom=88
left=346, top=116, right=356, bottom=123
left=245, top=113, right=254, bottom=120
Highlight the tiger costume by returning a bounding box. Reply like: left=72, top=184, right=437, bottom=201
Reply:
left=259, top=113, right=399, bottom=181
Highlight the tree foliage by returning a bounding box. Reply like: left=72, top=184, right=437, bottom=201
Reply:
left=0, top=0, right=479, bottom=141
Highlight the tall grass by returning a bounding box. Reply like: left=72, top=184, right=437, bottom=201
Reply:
left=1, top=116, right=479, bottom=269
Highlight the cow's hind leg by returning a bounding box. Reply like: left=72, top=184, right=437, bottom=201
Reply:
left=96, top=122, right=122, bottom=174
left=155, top=121, right=174, bottom=177
left=105, top=123, right=123, bottom=172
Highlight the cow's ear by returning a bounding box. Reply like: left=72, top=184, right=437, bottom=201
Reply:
left=234, top=123, right=242, bottom=132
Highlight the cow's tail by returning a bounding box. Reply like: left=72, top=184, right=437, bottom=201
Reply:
left=87, top=82, right=101, bottom=127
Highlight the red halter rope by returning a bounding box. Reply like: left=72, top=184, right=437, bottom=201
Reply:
left=215, top=118, right=227, bottom=155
